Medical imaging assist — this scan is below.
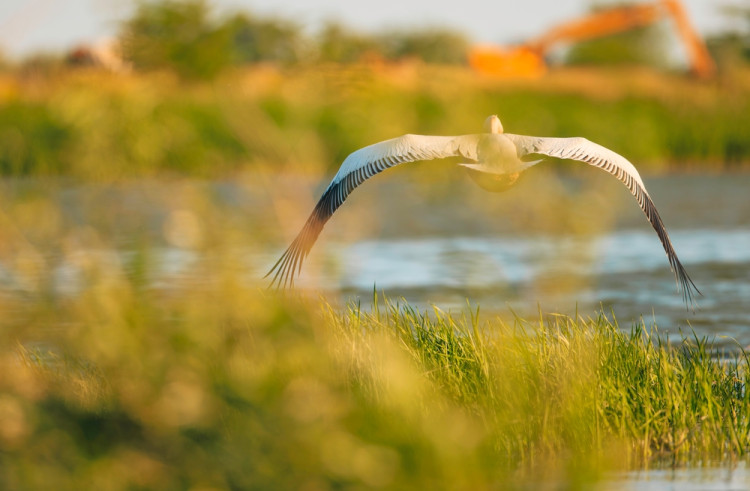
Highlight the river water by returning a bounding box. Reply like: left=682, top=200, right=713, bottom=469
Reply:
left=275, top=171, right=750, bottom=348
left=1, top=171, right=747, bottom=346
left=600, top=463, right=750, bottom=490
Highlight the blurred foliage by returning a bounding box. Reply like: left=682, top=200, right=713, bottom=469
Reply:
left=116, top=0, right=470, bottom=73
left=0, top=51, right=9, bottom=72
left=0, top=102, right=70, bottom=174
left=565, top=24, right=670, bottom=68
left=17, top=53, right=65, bottom=78
left=707, top=5, right=750, bottom=69
left=1, top=3, right=749, bottom=487
left=1, top=66, right=750, bottom=179
left=0, top=239, right=748, bottom=491
left=708, top=32, right=749, bottom=69
left=1, top=0, right=749, bottom=176
left=120, top=0, right=232, bottom=80
left=224, top=13, right=305, bottom=65
left=377, top=28, right=470, bottom=64
left=316, top=22, right=381, bottom=64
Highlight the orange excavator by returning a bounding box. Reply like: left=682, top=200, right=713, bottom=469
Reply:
left=469, top=0, right=715, bottom=78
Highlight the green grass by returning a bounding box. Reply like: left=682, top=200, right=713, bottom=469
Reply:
left=1, top=270, right=749, bottom=489
left=2, top=65, right=750, bottom=179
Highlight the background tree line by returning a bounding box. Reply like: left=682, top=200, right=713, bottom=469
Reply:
left=118, top=0, right=470, bottom=80
left=2, top=0, right=748, bottom=81
left=114, top=0, right=750, bottom=80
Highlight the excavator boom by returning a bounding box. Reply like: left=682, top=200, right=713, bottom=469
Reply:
left=660, top=0, right=715, bottom=78
left=528, top=2, right=663, bottom=53
left=469, top=0, right=714, bottom=78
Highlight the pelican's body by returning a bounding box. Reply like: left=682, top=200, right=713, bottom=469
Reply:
left=462, top=119, right=529, bottom=191
left=267, top=115, right=699, bottom=306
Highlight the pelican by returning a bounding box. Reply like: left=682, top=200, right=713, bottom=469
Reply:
left=267, top=115, right=699, bottom=305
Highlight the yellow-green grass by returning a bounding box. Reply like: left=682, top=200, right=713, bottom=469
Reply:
left=1, top=261, right=748, bottom=490
left=2, top=65, right=750, bottom=179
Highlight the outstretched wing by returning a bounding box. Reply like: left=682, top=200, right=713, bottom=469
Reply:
left=505, top=134, right=699, bottom=307
left=266, top=133, right=480, bottom=288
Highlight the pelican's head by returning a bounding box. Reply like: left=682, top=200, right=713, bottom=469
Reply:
left=483, top=115, right=503, bottom=134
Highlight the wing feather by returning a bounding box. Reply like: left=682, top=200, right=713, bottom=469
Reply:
left=266, top=134, right=480, bottom=288
left=506, top=134, right=699, bottom=307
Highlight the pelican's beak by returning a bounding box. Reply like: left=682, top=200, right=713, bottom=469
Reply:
left=458, top=162, right=490, bottom=172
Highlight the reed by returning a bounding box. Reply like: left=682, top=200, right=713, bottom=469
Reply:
left=2, top=65, right=750, bottom=179
left=1, top=276, right=748, bottom=488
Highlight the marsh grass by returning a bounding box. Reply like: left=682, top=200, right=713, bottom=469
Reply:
left=2, top=65, right=750, bottom=180
left=337, top=296, right=750, bottom=465
left=1, top=266, right=749, bottom=489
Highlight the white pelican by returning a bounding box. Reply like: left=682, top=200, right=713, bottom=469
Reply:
left=267, top=115, right=699, bottom=305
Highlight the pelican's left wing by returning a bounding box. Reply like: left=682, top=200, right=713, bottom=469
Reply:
left=505, top=134, right=699, bottom=306
left=267, top=133, right=480, bottom=288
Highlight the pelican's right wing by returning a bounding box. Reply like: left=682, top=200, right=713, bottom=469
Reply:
left=505, top=134, right=699, bottom=307
left=267, top=133, right=480, bottom=288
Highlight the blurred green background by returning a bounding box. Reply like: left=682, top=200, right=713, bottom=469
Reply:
left=1, top=0, right=750, bottom=179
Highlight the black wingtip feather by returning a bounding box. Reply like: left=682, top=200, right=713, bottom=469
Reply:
left=266, top=227, right=317, bottom=289
left=672, top=255, right=701, bottom=312
left=642, top=197, right=700, bottom=312
left=265, top=140, right=443, bottom=288
left=265, top=186, right=337, bottom=289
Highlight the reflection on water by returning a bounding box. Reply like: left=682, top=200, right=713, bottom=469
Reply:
left=601, top=462, right=750, bottom=490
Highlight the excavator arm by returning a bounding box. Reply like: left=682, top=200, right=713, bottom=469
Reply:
left=527, top=2, right=663, bottom=53
left=660, top=0, right=715, bottom=78
left=469, top=0, right=714, bottom=79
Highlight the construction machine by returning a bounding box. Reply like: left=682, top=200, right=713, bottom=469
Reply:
left=469, top=0, right=715, bottom=78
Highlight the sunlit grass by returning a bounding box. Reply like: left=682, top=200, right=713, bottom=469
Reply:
left=1, top=247, right=749, bottom=490
left=2, top=65, right=750, bottom=179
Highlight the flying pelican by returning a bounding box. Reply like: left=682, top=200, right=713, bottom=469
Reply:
left=267, top=115, right=699, bottom=305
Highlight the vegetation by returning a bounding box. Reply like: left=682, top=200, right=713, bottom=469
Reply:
left=565, top=24, right=670, bottom=68
left=2, top=2, right=750, bottom=488
left=2, top=0, right=750, bottom=176
left=708, top=5, right=750, bottom=71
left=114, top=0, right=749, bottom=77
left=1, top=65, right=750, bottom=179
left=225, top=13, right=305, bottom=65
left=0, top=174, right=742, bottom=488
left=116, top=0, right=470, bottom=79
left=1, top=268, right=749, bottom=489
left=120, top=0, right=234, bottom=80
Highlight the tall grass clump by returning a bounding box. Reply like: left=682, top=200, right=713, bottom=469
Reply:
left=1, top=251, right=749, bottom=491
left=333, top=298, right=750, bottom=467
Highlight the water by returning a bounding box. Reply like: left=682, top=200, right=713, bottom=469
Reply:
left=1, top=172, right=748, bottom=346
left=600, top=463, right=750, bottom=490
left=305, top=228, right=747, bottom=345
left=284, top=171, right=750, bottom=348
